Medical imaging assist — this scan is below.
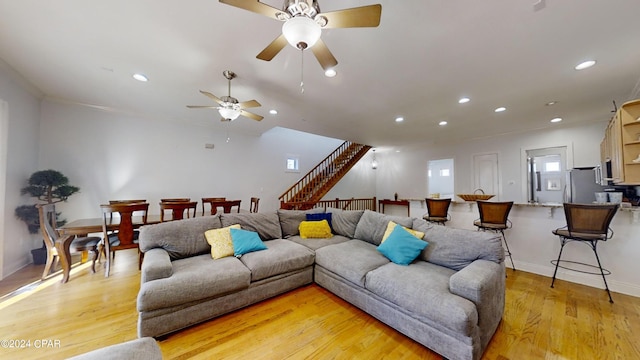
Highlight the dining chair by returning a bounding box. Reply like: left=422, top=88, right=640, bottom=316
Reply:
left=201, top=197, right=226, bottom=215
left=37, top=203, right=101, bottom=280
left=160, top=198, right=190, bottom=203
left=250, top=197, right=260, bottom=213
left=160, top=201, right=198, bottom=222
left=423, top=198, right=451, bottom=225
left=473, top=201, right=516, bottom=270
left=551, top=203, right=618, bottom=303
left=109, top=199, right=146, bottom=204
left=100, top=202, right=149, bottom=277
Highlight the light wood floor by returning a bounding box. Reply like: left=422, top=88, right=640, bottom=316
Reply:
left=1, top=250, right=639, bottom=360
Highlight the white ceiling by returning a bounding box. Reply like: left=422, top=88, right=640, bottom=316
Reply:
left=1, top=0, right=640, bottom=149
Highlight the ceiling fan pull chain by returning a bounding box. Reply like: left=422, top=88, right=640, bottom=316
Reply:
left=300, top=49, right=305, bottom=94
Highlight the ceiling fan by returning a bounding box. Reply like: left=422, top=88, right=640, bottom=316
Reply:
left=219, top=0, right=382, bottom=71
left=187, top=70, right=263, bottom=121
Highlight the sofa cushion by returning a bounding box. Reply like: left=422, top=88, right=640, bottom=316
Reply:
left=413, top=218, right=504, bottom=271
left=353, top=210, right=414, bottom=245
left=230, top=228, right=268, bottom=257
left=205, top=224, right=241, bottom=259
left=315, top=240, right=389, bottom=287
left=137, top=254, right=250, bottom=312
left=365, top=261, right=478, bottom=337
left=277, top=209, right=324, bottom=238
left=221, top=212, right=282, bottom=240
left=325, top=208, right=364, bottom=238
left=306, top=212, right=333, bottom=230
left=299, top=220, right=333, bottom=239
left=138, top=216, right=222, bottom=260
left=286, top=234, right=351, bottom=251
left=381, top=221, right=425, bottom=243
left=238, top=239, right=315, bottom=282
left=377, top=225, right=428, bottom=265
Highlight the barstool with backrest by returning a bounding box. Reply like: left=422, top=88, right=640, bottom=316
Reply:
left=423, top=198, right=452, bottom=225
left=551, top=203, right=618, bottom=303
left=474, top=200, right=515, bottom=270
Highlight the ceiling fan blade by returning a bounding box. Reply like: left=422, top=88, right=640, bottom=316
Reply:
left=219, top=0, right=283, bottom=21
left=186, top=105, right=219, bottom=109
left=257, top=34, right=288, bottom=61
left=241, top=110, right=264, bottom=121
left=311, top=39, right=338, bottom=71
left=321, top=4, right=382, bottom=29
left=199, top=90, right=224, bottom=104
left=239, top=99, right=261, bottom=109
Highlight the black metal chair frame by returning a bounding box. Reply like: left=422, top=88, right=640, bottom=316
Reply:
left=551, top=203, right=618, bottom=303
left=474, top=201, right=516, bottom=271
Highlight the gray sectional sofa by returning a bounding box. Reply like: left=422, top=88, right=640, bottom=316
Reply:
left=137, top=208, right=505, bottom=360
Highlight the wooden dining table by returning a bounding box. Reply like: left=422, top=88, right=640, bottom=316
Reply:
left=56, top=215, right=161, bottom=283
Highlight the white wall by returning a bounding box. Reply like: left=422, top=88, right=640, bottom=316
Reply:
left=37, top=100, right=357, bottom=220
left=0, top=60, right=42, bottom=279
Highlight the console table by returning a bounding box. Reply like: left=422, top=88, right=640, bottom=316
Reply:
left=378, top=199, right=410, bottom=216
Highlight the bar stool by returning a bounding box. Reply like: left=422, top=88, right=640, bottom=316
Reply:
left=551, top=203, right=618, bottom=303
left=423, top=198, right=451, bottom=225
left=474, top=201, right=515, bottom=270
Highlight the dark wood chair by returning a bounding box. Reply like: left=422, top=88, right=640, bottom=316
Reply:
left=37, top=203, right=101, bottom=280
left=250, top=197, right=260, bottom=213
left=423, top=198, right=451, bottom=225
left=160, top=201, right=198, bottom=222
left=201, top=197, right=226, bottom=215
left=100, top=202, right=149, bottom=277
left=160, top=198, right=190, bottom=202
left=474, top=201, right=515, bottom=270
left=551, top=203, right=618, bottom=303
left=109, top=199, right=146, bottom=204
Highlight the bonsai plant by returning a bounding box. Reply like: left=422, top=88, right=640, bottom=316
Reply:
left=14, top=170, right=80, bottom=263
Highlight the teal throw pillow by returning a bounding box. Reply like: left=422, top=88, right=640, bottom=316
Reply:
left=377, top=224, right=428, bottom=265
left=230, top=228, right=267, bottom=257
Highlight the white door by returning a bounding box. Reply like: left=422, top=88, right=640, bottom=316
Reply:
left=473, top=153, right=499, bottom=198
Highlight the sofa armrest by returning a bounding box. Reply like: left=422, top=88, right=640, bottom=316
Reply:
left=449, top=259, right=505, bottom=349
left=141, top=248, right=173, bottom=283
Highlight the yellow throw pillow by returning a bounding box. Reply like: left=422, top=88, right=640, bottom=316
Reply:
left=381, top=221, right=425, bottom=243
left=205, top=224, right=241, bottom=259
left=299, top=220, right=333, bottom=239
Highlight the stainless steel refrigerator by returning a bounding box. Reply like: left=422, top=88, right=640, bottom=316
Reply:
left=565, top=167, right=606, bottom=203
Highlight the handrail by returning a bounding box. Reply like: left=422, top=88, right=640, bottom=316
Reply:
left=278, top=141, right=370, bottom=203
left=280, top=197, right=377, bottom=211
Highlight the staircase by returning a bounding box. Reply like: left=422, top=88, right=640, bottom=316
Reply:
left=279, top=141, right=372, bottom=209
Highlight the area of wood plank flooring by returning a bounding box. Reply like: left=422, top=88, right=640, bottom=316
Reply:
left=1, top=249, right=639, bottom=359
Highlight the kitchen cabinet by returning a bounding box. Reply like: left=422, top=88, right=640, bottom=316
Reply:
left=600, top=99, right=640, bottom=185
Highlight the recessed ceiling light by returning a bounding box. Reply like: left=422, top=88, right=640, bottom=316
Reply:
left=494, top=107, right=506, bottom=113
left=324, top=69, right=336, bottom=77
left=458, top=97, right=470, bottom=104
left=269, top=109, right=278, bottom=115
left=545, top=101, right=557, bottom=106
left=395, top=117, right=404, bottom=122
left=575, top=60, right=596, bottom=70
left=439, top=121, right=448, bottom=126
left=132, top=73, right=148, bottom=82
left=550, top=117, right=562, bottom=123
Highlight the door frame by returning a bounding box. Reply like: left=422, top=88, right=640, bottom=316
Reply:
left=471, top=151, right=501, bottom=200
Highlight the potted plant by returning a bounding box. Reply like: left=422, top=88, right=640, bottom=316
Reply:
left=14, top=170, right=80, bottom=264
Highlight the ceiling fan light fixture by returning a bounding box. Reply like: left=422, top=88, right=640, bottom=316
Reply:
left=282, top=16, right=321, bottom=49
left=218, top=106, right=241, bottom=121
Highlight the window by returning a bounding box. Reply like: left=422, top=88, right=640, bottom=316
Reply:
left=428, top=159, right=454, bottom=199
left=544, top=161, right=560, bottom=172
left=286, top=155, right=299, bottom=172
